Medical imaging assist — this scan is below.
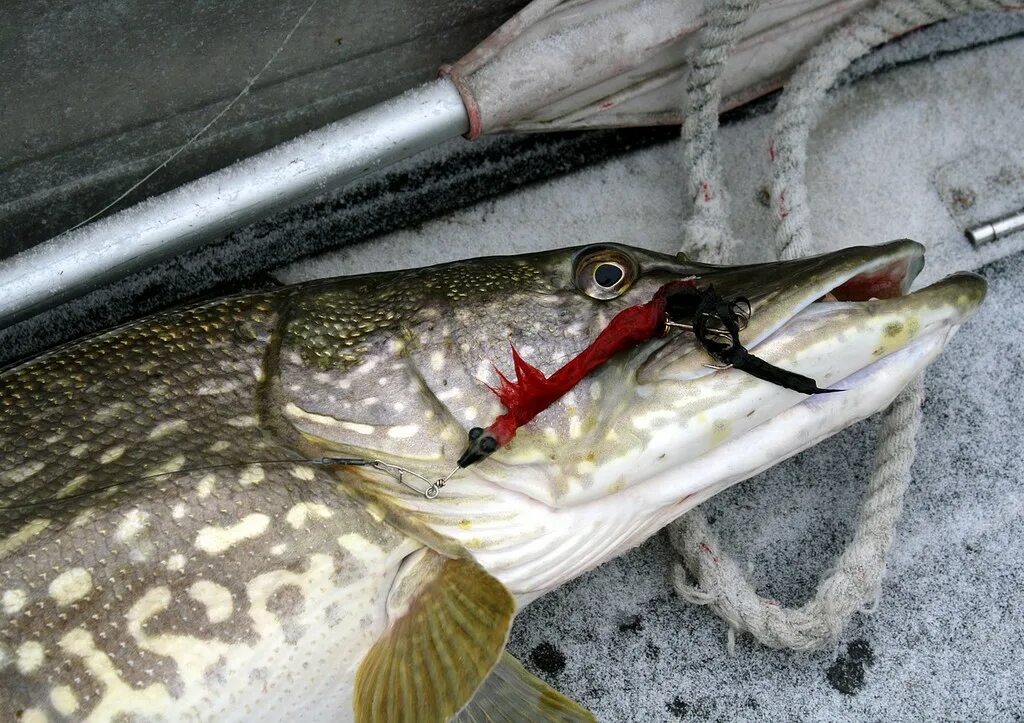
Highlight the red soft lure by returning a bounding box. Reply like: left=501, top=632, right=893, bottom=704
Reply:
left=457, top=279, right=697, bottom=467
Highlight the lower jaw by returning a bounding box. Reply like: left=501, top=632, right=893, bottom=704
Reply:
left=495, top=330, right=953, bottom=601
left=460, top=314, right=956, bottom=596
left=634, top=327, right=954, bottom=531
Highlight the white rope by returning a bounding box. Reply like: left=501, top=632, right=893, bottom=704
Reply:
left=669, top=0, right=1015, bottom=652
left=671, top=377, right=923, bottom=651
left=770, top=0, right=1012, bottom=260
left=678, top=0, right=759, bottom=260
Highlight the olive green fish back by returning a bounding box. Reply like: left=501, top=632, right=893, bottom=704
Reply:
left=0, top=291, right=416, bottom=720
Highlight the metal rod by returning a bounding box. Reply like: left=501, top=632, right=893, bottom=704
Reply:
left=965, top=208, right=1024, bottom=246
left=0, top=79, right=469, bottom=328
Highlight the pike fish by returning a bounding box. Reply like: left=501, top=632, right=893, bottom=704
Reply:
left=0, top=241, right=984, bottom=722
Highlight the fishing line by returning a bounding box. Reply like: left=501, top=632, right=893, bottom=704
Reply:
left=0, top=453, right=450, bottom=512
left=55, top=0, right=321, bottom=239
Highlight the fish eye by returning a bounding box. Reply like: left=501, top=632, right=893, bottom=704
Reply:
left=594, top=263, right=624, bottom=288
left=574, top=248, right=637, bottom=300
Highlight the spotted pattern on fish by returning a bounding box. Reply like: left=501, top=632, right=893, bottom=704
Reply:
left=0, top=291, right=419, bottom=720
left=0, top=242, right=985, bottom=720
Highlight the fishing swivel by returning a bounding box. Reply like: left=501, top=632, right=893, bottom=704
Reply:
left=320, top=457, right=457, bottom=499
left=664, top=289, right=751, bottom=370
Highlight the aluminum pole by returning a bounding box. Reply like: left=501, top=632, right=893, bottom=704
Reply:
left=0, top=78, right=469, bottom=328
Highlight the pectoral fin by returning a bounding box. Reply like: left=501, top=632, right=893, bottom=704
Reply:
left=354, top=553, right=515, bottom=722
left=455, top=652, right=596, bottom=722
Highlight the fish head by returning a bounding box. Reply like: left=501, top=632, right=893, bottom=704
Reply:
left=283, top=241, right=984, bottom=595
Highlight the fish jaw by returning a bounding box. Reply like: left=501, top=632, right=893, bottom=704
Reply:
left=415, top=272, right=985, bottom=598
left=630, top=298, right=967, bottom=516
left=468, top=326, right=950, bottom=600
left=580, top=271, right=987, bottom=505
left=637, top=239, right=927, bottom=383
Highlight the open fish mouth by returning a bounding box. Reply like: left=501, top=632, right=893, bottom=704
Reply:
left=541, top=239, right=987, bottom=508
left=464, top=240, right=985, bottom=513
left=637, top=239, right=983, bottom=384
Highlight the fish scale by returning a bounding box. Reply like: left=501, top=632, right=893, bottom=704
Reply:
left=0, top=289, right=418, bottom=720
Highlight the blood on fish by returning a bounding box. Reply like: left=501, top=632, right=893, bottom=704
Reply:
left=486, top=280, right=700, bottom=446
left=457, top=277, right=835, bottom=468
left=458, top=280, right=697, bottom=466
